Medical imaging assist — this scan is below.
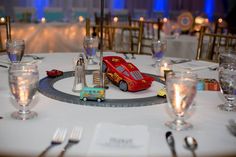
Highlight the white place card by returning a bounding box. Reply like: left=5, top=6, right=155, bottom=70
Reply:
left=87, top=123, right=150, bottom=157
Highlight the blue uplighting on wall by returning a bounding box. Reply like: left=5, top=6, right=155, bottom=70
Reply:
left=112, top=0, right=125, bottom=10
left=205, top=0, right=214, bottom=21
left=153, top=0, right=168, bottom=16
left=34, top=0, right=48, bottom=20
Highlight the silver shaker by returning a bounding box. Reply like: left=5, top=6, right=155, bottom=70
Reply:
left=72, top=55, right=87, bottom=92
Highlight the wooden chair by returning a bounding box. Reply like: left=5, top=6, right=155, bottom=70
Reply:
left=0, top=16, right=11, bottom=52
left=196, top=26, right=236, bottom=62
left=128, top=17, right=163, bottom=55
left=86, top=18, right=143, bottom=55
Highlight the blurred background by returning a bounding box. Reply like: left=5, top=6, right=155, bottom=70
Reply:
left=0, top=0, right=235, bottom=23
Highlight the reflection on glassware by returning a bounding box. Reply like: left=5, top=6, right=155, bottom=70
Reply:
left=8, top=62, right=39, bottom=120
left=151, top=40, right=166, bottom=67
left=165, top=71, right=197, bottom=131
left=83, top=36, right=99, bottom=65
left=219, top=50, right=236, bottom=66
left=6, top=39, right=25, bottom=63
left=218, top=63, right=236, bottom=112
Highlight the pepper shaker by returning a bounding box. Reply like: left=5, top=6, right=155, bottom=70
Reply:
left=72, top=55, right=87, bottom=92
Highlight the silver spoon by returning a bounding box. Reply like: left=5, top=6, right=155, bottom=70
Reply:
left=184, top=136, right=198, bottom=157
left=166, top=131, right=177, bottom=157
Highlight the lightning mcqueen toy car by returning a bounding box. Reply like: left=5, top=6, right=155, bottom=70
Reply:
left=102, top=56, right=154, bottom=92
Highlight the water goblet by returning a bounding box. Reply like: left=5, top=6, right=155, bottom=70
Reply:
left=83, top=36, right=99, bottom=65
left=151, top=39, right=166, bottom=67
left=6, top=39, right=25, bottom=63
left=165, top=71, right=198, bottom=131
left=219, top=50, right=236, bottom=66
left=218, top=63, right=236, bottom=112
left=8, top=62, right=39, bottom=120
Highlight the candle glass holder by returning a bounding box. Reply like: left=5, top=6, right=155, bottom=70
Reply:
left=8, top=62, right=39, bottom=120
left=151, top=39, right=166, bottom=67
left=165, top=71, right=197, bottom=131
left=6, top=39, right=25, bottom=63
left=158, top=58, right=172, bottom=77
left=218, top=63, right=236, bottom=112
left=83, top=36, right=99, bottom=65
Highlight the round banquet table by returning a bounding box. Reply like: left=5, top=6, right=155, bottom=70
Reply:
left=0, top=52, right=235, bottom=157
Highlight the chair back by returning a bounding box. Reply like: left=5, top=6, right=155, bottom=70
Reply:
left=0, top=16, right=11, bottom=52
left=85, top=18, right=143, bottom=55
left=129, top=17, right=163, bottom=55
left=196, top=26, right=236, bottom=62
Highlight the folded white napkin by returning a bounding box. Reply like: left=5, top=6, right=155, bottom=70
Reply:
left=175, top=60, right=218, bottom=71
left=87, top=123, right=150, bottom=157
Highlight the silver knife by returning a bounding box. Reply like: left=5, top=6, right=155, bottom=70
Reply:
left=166, top=131, right=177, bottom=157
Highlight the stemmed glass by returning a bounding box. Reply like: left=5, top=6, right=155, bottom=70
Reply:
left=83, top=36, right=99, bottom=65
left=151, top=39, right=166, bottom=67
left=8, top=62, right=39, bottom=120
left=218, top=63, right=236, bottom=112
left=6, top=39, right=25, bottom=63
left=165, top=71, right=198, bottom=131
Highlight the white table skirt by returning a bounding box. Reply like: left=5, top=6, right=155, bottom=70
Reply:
left=0, top=52, right=235, bottom=157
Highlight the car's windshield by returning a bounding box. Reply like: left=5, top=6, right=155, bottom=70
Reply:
left=130, top=71, right=143, bottom=80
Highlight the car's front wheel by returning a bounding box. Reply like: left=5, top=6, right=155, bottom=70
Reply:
left=119, top=81, right=128, bottom=92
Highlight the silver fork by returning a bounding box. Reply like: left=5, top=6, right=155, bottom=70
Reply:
left=38, top=128, right=67, bottom=157
left=59, top=127, right=83, bottom=157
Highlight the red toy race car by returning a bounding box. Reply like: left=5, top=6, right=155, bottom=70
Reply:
left=102, top=56, right=154, bottom=92
left=46, top=69, right=63, bottom=78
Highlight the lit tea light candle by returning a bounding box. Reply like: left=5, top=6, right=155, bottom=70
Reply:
left=78, top=16, right=84, bottom=22
left=139, top=16, right=144, bottom=21
left=41, top=17, right=46, bottom=23
left=163, top=17, right=168, bottom=23
left=160, top=62, right=170, bottom=76
left=218, top=18, right=223, bottom=23
left=0, top=17, right=5, bottom=23
left=113, top=16, right=118, bottom=23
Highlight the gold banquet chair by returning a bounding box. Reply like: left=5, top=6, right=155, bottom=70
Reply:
left=128, top=17, right=163, bottom=55
left=85, top=18, right=143, bottom=55
left=196, top=26, right=236, bottom=62
left=0, top=16, right=11, bottom=52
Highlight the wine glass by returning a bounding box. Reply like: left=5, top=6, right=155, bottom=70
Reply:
left=151, top=39, right=166, bottom=67
left=218, top=63, right=236, bottom=112
left=8, top=62, right=39, bottom=120
left=165, top=71, right=198, bottom=131
left=83, top=36, right=99, bottom=65
left=6, top=39, right=25, bottom=63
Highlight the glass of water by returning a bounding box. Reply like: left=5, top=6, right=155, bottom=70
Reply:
left=151, top=39, right=166, bottom=67
left=83, top=36, right=99, bottom=65
left=6, top=39, right=25, bottom=63
left=218, top=63, right=236, bottom=112
left=219, top=50, right=236, bottom=66
left=8, top=62, right=39, bottom=120
left=165, top=71, right=198, bottom=131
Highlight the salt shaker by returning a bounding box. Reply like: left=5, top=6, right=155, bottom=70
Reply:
left=72, top=55, right=87, bottom=92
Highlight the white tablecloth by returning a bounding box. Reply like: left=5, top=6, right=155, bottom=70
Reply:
left=0, top=52, right=235, bottom=157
